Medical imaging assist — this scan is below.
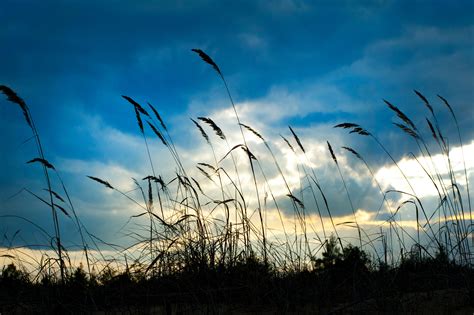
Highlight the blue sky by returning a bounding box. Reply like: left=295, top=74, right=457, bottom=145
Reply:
left=1, top=0, right=473, bottom=254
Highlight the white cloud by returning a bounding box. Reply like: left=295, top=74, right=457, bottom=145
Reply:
left=375, top=140, right=474, bottom=199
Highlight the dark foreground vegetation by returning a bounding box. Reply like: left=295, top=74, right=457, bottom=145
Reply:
left=2, top=242, right=473, bottom=314
left=1, top=50, right=473, bottom=313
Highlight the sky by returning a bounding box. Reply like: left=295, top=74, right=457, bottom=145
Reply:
left=0, top=0, right=473, bottom=261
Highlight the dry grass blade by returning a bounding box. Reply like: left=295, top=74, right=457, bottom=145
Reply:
left=122, top=95, right=150, bottom=117
left=336, top=221, right=356, bottom=227
left=147, top=121, right=167, bottom=146
left=287, top=193, right=305, bottom=209
left=191, top=49, right=222, bottom=76
left=426, top=118, right=438, bottom=141
left=219, top=144, right=245, bottom=163
left=134, top=107, right=144, bottom=133
left=54, top=204, right=70, bottom=218
left=241, top=146, right=257, bottom=160
left=383, top=99, right=416, bottom=130
left=143, top=175, right=162, bottom=182
left=280, top=135, right=295, bottom=152
left=147, top=102, right=167, bottom=131
left=0, top=85, right=32, bottom=128
left=341, top=146, right=362, bottom=160
left=146, top=239, right=178, bottom=275
left=141, top=176, right=155, bottom=201
left=288, top=126, right=305, bottom=153
left=171, top=215, right=193, bottom=228
left=147, top=178, right=153, bottom=208
left=155, top=175, right=166, bottom=189
left=191, top=178, right=204, bottom=195
left=197, top=166, right=213, bottom=181
left=198, top=162, right=216, bottom=172
left=150, top=211, right=172, bottom=228
left=424, top=196, right=447, bottom=228
left=44, top=189, right=65, bottom=203
left=327, top=141, right=338, bottom=164
left=334, top=122, right=359, bottom=129
left=214, top=199, right=236, bottom=205
left=437, top=94, right=455, bottom=117
left=198, top=117, right=226, bottom=140
left=0, top=254, right=15, bottom=259
left=240, top=123, right=264, bottom=141
left=87, top=176, right=114, bottom=189
left=393, top=123, right=419, bottom=139
left=349, top=126, right=371, bottom=136
left=414, top=90, right=434, bottom=114
left=335, top=123, right=371, bottom=136
left=191, top=118, right=210, bottom=144
left=131, top=212, right=147, bottom=218
left=27, top=158, right=55, bottom=170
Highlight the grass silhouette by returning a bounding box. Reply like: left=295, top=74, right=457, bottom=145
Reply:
left=0, top=50, right=473, bottom=313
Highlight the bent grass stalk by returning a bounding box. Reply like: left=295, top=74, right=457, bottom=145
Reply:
left=1, top=85, right=65, bottom=282
left=192, top=49, right=267, bottom=263
left=327, top=141, right=363, bottom=248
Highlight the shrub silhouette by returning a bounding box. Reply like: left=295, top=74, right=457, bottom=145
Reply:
left=1, top=263, right=29, bottom=284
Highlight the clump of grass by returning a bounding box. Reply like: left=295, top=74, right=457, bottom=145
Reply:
left=1, top=85, right=66, bottom=282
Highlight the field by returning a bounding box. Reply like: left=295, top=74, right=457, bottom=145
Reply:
left=1, top=50, right=473, bottom=314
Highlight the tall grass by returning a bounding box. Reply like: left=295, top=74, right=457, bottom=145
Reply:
left=1, top=85, right=66, bottom=282
left=0, top=50, right=472, bottom=293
